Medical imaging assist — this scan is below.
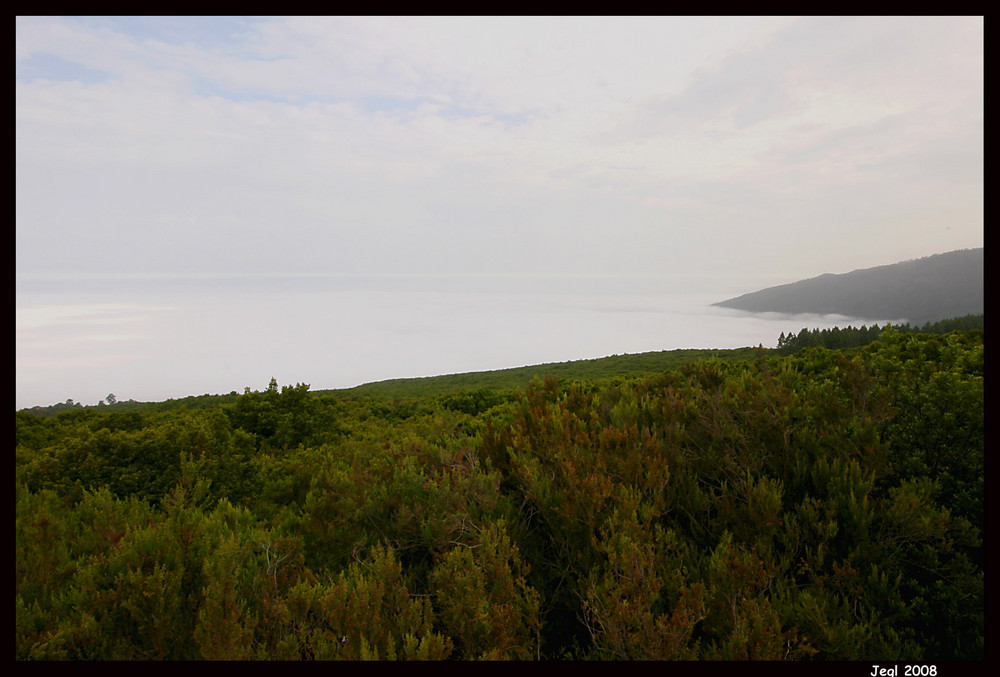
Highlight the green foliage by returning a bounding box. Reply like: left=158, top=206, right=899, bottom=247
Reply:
left=270, top=544, right=451, bottom=660
left=331, top=347, right=759, bottom=400
left=16, top=332, right=983, bottom=660
left=429, top=520, right=541, bottom=659
left=225, top=378, right=331, bottom=452
left=776, top=314, right=983, bottom=355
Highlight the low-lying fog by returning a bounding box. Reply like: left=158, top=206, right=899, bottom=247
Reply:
left=16, top=275, right=906, bottom=410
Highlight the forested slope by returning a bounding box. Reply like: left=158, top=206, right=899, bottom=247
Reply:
left=330, top=347, right=759, bottom=401
left=714, top=249, right=983, bottom=324
left=16, top=329, right=983, bottom=660
left=21, top=347, right=760, bottom=416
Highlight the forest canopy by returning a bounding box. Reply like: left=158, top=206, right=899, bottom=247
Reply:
left=16, top=328, right=983, bottom=660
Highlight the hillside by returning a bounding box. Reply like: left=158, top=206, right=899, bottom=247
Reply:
left=713, top=248, right=983, bottom=324
left=327, top=347, right=759, bottom=401
left=18, top=348, right=761, bottom=415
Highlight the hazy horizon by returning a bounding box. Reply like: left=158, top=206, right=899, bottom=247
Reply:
left=17, top=272, right=915, bottom=410
left=17, top=16, right=983, bottom=409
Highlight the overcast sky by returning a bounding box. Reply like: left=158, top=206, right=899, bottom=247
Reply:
left=17, top=16, right=983, bottom=290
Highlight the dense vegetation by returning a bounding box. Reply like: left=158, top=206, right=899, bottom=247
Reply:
left=332, top=347, right=761, bottom=401
left=776, top=314, right=984, bottom=355
left=715, top=248, right=983, bottom=325
left=16, top=329, right=983, bottom=660
left=20, top=348, right=760, bottom=417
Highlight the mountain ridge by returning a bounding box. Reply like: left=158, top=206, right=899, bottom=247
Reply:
left=713, top=248, right=983, bottom=324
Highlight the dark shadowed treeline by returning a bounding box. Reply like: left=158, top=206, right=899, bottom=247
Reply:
left=16, top=330, right=983, bottom=660
left=776, top=314, right=983, bottom=355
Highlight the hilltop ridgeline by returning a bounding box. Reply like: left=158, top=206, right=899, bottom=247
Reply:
left=714, top=248, right=983, bottom=325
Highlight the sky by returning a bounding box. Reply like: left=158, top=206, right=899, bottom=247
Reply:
left=15, top=17, right=984, bottom=409
left=16, top=16, right=983, bottom=287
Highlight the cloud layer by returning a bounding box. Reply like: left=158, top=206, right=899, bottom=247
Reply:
left=17, top=16, right=983, bottom=286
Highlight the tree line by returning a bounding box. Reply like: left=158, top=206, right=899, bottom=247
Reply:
left=776, top=314, right=983, bottom=354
